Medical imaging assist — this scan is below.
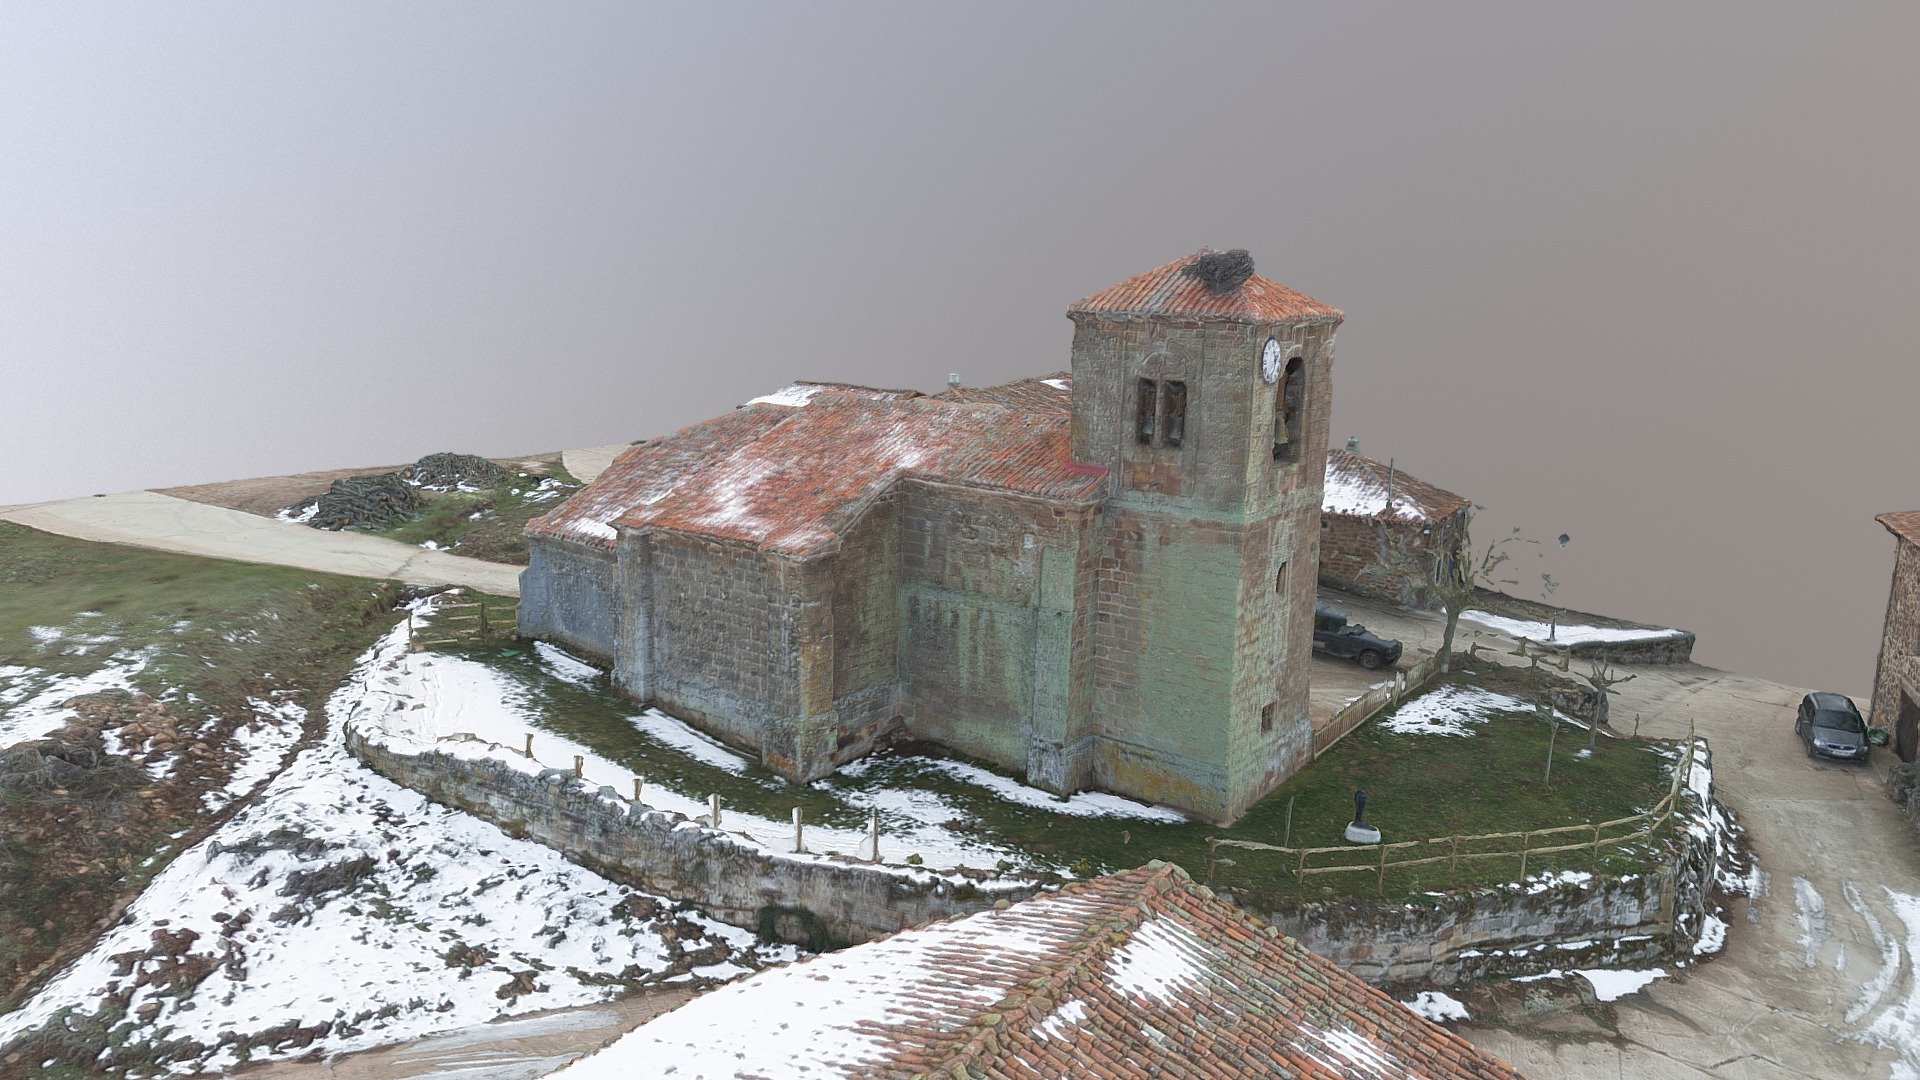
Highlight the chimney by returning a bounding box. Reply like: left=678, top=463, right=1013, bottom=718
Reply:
left=947, top=373, right=962, bottom=390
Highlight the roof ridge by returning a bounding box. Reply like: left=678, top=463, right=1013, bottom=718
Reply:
left=906, top=863, right=1193, bottom=1077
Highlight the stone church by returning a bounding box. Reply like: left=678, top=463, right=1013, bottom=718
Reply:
left=519, top=250, right=1340, bottom=823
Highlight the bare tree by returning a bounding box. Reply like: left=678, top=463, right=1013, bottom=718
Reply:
left=1580, top=657, right=1637, bottom=754
left=1405, top=510, right=1536, bottom=673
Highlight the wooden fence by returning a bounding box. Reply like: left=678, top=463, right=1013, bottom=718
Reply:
left=1212, top=730, right=1699, bottom=896
left=408, top=595, right=518, bottom=651
left=1312, top=653, right=1443, bottom=759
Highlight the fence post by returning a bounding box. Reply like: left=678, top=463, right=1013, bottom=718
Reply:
left=709, top=793, right=721, bottom=828
left=407, top=610, right=416, bottom=652
left=1450, top=834, right=1460, bottom=875
left=867, top=808, right=880, bottom=863
left=573, top=755, right=584, bottom=778
left=792, top=807, right=804, bottom=854
left=524, top=732, right=534, bottom=758
left=632, top=777, right=643, bottom=804
left=1283, top=795, right=1295, bottom=849
left=478, top=596, right=488, bottom=642
left=1377, top=842, right=1388, bottom=897
left=1519, top=831, right=1530, bottom=881
left=1591, top=822, right=1602, bottom=870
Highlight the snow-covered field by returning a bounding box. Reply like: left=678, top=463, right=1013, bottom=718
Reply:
left=1376, top=685, right=1535, bottom=737
left=350, top=632, right=1184, bottom=875
left=0, top=611, right=793, bottom=1075
left=1460, top=610, right=1685, bottom=647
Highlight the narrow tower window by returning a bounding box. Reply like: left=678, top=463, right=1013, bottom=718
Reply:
left=1273, top=356, right=1304, bottom=462
left=1136, top=378, right=1157, bottom=445
left=1162, top=380, right=1187, bottom=447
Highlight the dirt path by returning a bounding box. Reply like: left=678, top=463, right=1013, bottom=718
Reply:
left=0, top=491, right=523, bottom=596
left=560, top=444, right=636, bottom=484
left=156, top=453, right=564, bottom=519
left=1315, top=589, right=1919, bottom=1076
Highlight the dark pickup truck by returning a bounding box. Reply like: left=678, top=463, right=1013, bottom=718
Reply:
left=1313, top=603, right=1403, bottom=671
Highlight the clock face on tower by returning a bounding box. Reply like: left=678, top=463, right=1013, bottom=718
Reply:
left=1261, top=338, right=1283, bottom=385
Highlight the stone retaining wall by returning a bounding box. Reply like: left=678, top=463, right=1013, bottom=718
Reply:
left=346, top=729, right=1039, bottom=950
left=1563, top=632, right=1696, bottom=666
left=1243, top=740, right=1728, bottom=987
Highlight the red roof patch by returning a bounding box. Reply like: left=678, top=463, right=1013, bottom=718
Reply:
left=1070, top=250, right=1343, bottom=325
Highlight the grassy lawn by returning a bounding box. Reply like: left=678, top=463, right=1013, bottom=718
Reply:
left=0, top=523, right=404, bottom=1010
left=374, top=466, right=580, bottom=565
left=445, top=639, right=1679, bottom=906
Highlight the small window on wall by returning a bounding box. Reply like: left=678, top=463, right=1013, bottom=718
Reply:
left=1276, top=560, right=1287, bottom=594
left=1261, top=703, right=1276, bottom=733
left=1136, top=378, right=1157, bottom=445
left=1273, top=356, right=1305, bottom=462
left=1162, top=380, right=1187, bottom=447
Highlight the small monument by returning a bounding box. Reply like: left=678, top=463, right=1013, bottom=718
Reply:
left=1344, top=788, right=1382, bottom=844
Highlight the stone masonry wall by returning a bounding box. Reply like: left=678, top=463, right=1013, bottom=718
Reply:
left=1071, top=312, right=1335, bottom=823
left=346, top=730, right=1038, bottom=949
left=634, top=532, right=799, bottom=760
left=826, top=491, right=901, bottom=761
left=516, top=539, right=617, bottom=662
left=1871, top=536, right=1920, bottom=762
left=1317, top=510, right=1468, bottom=606
left=1249, top=741, right=1729, bottom=987
left=896, top=480, right=1094, bottom=786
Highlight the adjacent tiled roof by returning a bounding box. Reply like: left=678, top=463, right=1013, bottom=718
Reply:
left=552, top=863, right=1523, bottom=1080
left=938, top=373, right=1072, bottom=413
left=1877, top=511, right=1920, bottom=547
left=1069, top=250, right=1343, bottom=326
left=1322, top=449, right=1470, bottom=524
left=527, top=380, right=1105, bottom=556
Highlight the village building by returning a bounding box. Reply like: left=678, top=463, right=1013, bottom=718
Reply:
left=518, top=249, right=1340, bottom=823
left=1870, top=511, right=1920, bottom=763
left=1318, top=448, right=1470, bottom=604
left=549, top=862, right=1522, bottom=1080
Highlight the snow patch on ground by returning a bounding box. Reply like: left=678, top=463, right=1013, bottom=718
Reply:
left=1403, top=991, right=1470, bottom=1022
left=1849, top=887, right=1920, bottom=1080
left=1693, top=911, right=1729, bottom=956
left=841, top=755, right=1189, bottom=822
left=0, top=615, right=789, bottom=1074
left=1578, top=968, right=1669, bottom=1001
left=201, top=696, right=308, bottom=812
left=0, top=650, right=154, bottom=749
left=534, top=641, right=602, bottom=687
left=349, top=640, right=1053, bottom=874
left=1525, top=869, right=1595, bottom=895
left=1459, top=611, right=1684, bottom=647
left=1376, top=685, right=1530, bottom=737
left=628, top=709, right=753, bottom=774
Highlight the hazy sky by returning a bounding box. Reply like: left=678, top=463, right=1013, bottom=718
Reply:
left=3, top=3, right=1917, bottom=697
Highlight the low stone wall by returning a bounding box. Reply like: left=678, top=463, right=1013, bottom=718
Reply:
left=1243, top=741, right=1729, bottom=987
left=346, top=729, right=1038, bottom=949
left=1563, top=632, right=1696, bottom=666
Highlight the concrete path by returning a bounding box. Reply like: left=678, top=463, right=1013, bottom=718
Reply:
left=1315, top=590, right=1920, bottom=1078
left=561, top=443, right=636, bottom=484
left=235, top=991, right=694, bottom=1080
left=0, top=490, right=523, bottom=597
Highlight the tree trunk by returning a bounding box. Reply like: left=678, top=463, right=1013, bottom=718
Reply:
left=1440, top=606, right=1461, bottom=673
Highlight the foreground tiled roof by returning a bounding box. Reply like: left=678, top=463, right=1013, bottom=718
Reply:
left=1878, top=511, right=1920, bottom=547
left=1069, top=250, right=1343, bottom=326
left=527, top=380, right=1105, bottom=555
left=552, top=863, right=1523, bottom=1080
left=1322, top=449, right=1470, bottom=524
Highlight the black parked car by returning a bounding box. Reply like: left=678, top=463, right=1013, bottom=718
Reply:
left=1312, top=603, right=1403, bottom=671
left=1796, top=692, right=1870, bottom=762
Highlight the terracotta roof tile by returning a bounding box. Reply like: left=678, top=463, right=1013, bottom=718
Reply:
left=551, top=864, right=1523, bottom=1080
left=1322, top=449, right=1470, bottom=523
left=528, top=379, right=1105, bottom=556
left=1069, top=250, right=1343, bottom=326
left=1877, top=511, right=1920, bottom=546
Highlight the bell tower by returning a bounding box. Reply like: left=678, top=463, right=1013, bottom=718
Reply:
left=1068, top=250, right=1342, bottom=824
